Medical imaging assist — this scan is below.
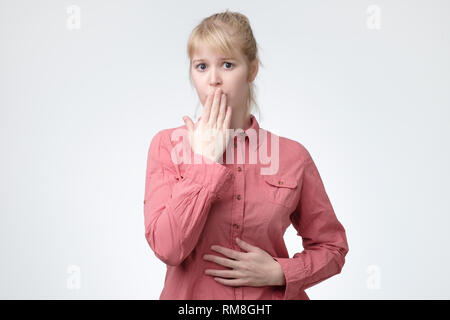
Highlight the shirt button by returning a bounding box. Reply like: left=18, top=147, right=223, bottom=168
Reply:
left=237, top=166, right=242, bottom=172
left=233, top=224, right=239, bottom=229
left=236, top=194, right=241, bottom=200
left=278, top=180, right=284, bottom=185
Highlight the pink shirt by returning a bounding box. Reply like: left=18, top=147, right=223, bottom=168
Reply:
left=143, top=114, right=349, bottom=300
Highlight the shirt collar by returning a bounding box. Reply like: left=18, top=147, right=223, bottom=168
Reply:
left=196, top=114, right=263, bottom=152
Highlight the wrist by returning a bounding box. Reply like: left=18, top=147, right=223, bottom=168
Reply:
left=271, top=260, right=286, bottom=286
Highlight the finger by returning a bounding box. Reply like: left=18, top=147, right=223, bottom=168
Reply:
left=224, top=106, right=232, bottom=130
left=211, top=245, right=244, bottom=260
left=201, top=92, right=213, bottom=124
left=205, top=269, right=240, bottom=279
left=203, top=254, right=239, bottom=269
left=213, top=277, right=246, bottom=287
left=216, top=93, right=227, bottom=128
left=235, top=237, right=258, bottom=253
left=208, top=88, right=222, bottom=126
left=222, top=106, right=232, bottom=146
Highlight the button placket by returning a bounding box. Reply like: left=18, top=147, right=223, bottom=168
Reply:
left=232, top=166, right=244, bottom=237
left=232, top=158, right=245, bottom=300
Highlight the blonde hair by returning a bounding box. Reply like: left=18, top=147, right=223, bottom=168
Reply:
left=187, top=9, right=264, bottom=122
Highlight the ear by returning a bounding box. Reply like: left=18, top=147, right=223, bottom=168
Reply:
left=248, top=59, right=259, bottom=83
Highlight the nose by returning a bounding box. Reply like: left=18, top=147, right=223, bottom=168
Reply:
left=209, top=67, right=222, bottom=87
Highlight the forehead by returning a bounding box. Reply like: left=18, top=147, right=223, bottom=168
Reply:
left=191, top=43, right=242, bottom=61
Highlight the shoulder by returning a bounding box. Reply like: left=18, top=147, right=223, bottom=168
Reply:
left=149, top=123, right=187, bottom=149
left=264, top=128, right=313, bottom=166
left=147, top=124, right=189, bottom=168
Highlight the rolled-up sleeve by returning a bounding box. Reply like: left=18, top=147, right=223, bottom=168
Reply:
left=273, top=153, right=349, bottom=300
left=143, top=129, right=234, bottom=266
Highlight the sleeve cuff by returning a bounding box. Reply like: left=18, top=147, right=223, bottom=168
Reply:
left=182, top=152, right=234, bottom=200
left=273, top=256, right=308, bottom=300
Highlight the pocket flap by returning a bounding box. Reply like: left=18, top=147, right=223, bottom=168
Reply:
left=263, top=175, right=298, bottom=189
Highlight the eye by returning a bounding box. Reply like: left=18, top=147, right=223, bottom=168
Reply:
left=223, top=62, right=234, bottom=69
left=194, top=62, right=234, bottom=71
left=195, top=63, right=207, bottom=71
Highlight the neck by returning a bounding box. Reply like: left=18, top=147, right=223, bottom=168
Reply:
left=230, top=108, right=252, bottom=131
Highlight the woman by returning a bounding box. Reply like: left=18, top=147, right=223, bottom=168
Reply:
left=143, top=10, right=349, bottom=300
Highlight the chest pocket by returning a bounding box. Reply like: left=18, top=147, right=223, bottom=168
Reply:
left=263, top=175, right=298, bottom=209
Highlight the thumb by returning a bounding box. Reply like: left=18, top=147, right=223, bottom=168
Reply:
left=182, top=116, right=194, bottom=133
left=182, top=116, right=195, bottom=149
left=236, top=237, right=258, bottom=253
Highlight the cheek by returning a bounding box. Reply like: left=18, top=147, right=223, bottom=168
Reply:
left=191, top=78, right=207, bottom=104
left=229, top=83, right=247, bottom=101
left=230, top=72, right=248, bottom=93
left=191, top=73, right=203, bottom=90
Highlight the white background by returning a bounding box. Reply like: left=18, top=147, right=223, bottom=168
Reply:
left=1, top=0, right=449, bottom=299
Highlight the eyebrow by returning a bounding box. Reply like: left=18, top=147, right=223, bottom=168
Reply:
left=192, top=58, right=235, bottom=63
